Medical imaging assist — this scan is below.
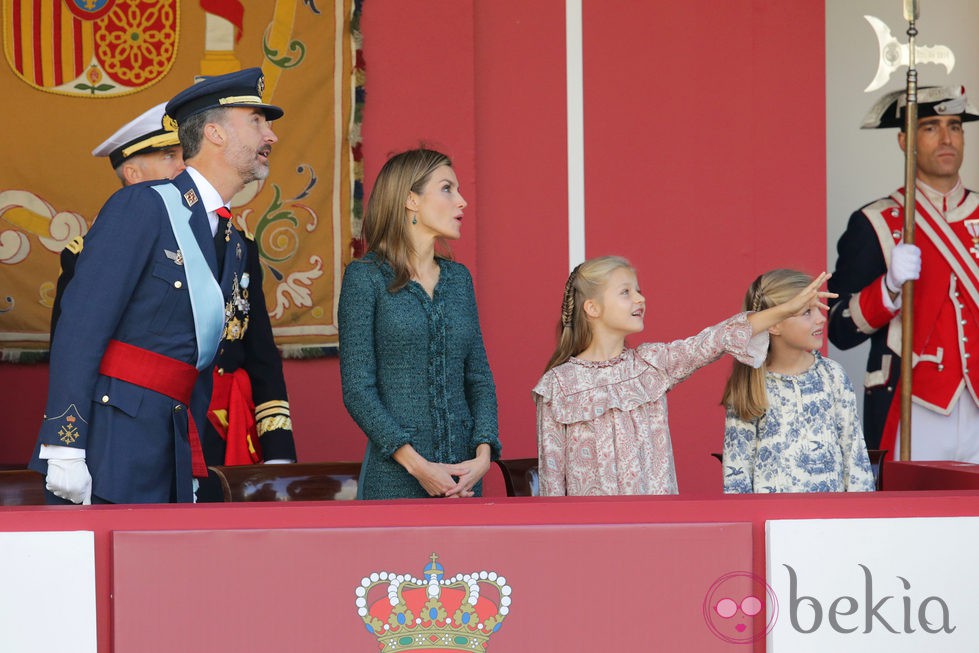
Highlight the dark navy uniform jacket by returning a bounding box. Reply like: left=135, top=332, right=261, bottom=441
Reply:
left=48, top=181, right=296, bottom=499
left=828, top=205, right=896, bottom=450
left=32, top=170, right=248, bottom=503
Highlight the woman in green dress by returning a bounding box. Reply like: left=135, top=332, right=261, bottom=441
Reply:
left=338, top=148, right=500, bottom=499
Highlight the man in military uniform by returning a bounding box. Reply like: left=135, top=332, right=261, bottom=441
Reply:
left=32, top=68, right=290, bottom=503
left=50, top=95, right=297, bottom=503
left=828, top=85, right=979, bottom=463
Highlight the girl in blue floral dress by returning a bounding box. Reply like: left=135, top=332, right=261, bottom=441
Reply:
left=721, top=269, right=876, bottom=493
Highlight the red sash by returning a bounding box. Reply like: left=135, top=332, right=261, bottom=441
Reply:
left=98, top=339, right=209, bottom=477
left=207, top=367, right=263, bottom=465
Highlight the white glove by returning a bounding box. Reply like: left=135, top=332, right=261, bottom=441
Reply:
left=263, top=459, right=293, bottom=465
left=45, top=458, right=92, bottom=505
left=885, top=243, right=922, bottom=293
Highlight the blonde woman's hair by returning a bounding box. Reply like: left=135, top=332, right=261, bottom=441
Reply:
left=721, top=269, right=812, bottom=420
left=543, top=255, right=635, bottom=372
left=363, top=148, right=452, bottom=292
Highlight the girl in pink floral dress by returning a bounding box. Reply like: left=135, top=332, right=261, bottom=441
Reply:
left=533, top=256, right=834, bottom=496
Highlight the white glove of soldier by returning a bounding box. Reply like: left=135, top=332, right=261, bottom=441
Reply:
left=45, top=458, right=92, bottom=505
left=885, top=243, right=922, bottom=294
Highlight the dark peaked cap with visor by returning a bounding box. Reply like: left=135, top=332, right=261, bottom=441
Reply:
left=164, top=66, right=285, bottom=129
left=861, top=85, right=979, bottom=130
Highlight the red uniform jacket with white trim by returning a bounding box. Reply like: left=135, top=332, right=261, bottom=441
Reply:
left=828, top=185, right=979, bottom=450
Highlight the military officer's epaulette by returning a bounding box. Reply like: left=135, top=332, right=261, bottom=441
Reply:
left=65, top=236, right=84, bottom=255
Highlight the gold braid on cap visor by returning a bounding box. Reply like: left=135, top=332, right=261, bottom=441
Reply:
left=120, top=132, right=181, bottom=159
left=219, top=95, right=264, bottom=106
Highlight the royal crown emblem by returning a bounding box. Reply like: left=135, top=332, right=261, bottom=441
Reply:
left=355, top=553, right=512, bottom=651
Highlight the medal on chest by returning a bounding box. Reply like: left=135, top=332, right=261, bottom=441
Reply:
left=222, top=272, right=251, bottom=342
left=965, top=219, right=979, bottom=260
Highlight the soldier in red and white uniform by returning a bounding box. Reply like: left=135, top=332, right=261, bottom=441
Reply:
left=829, top=86, right=979, bottom=462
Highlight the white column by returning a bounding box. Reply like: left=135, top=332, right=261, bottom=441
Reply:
left=566, top=0, right=585, bottom=271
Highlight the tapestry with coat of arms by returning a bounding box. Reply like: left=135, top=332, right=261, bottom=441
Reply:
left=0, top=0, right=363, bottom=360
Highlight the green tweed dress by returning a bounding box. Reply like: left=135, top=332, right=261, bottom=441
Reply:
left=338, top=253, right=500, bottom=499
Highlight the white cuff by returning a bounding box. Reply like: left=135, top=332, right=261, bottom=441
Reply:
left=744, top=331, right=770, bottom=369
left=39, top=444, right=86, bottom=460
left=881, top=277, right=902, bottom=311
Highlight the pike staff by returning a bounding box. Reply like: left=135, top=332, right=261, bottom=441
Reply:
left=900, top=0, right=919, bottom=460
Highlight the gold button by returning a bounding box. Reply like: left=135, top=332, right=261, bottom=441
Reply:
left=101, top=395, right=109, bottom=403
left=217, top=368, right=225, bottom=375
left=174, top=280, right=183, bottom=289
left=174, top=404, right=184, bottom=412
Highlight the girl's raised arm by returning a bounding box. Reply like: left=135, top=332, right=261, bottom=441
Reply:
left=747, top=272, right=836, bottom=335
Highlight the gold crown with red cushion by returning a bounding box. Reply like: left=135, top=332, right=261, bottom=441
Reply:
left=355, top=553, right=512, bottom=651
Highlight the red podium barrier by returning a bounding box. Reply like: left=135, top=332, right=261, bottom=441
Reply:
left=884, top=460, right=979, bottom=490
left=2, top=491, right=979, bottom=651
